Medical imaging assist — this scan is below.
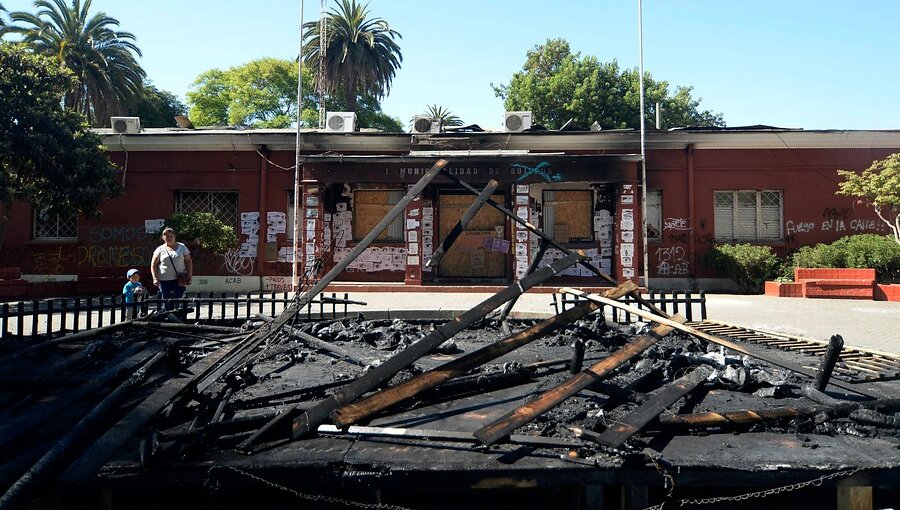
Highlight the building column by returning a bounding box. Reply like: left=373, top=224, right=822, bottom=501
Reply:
left=300, top=182, right=325, bottom=283
left=615, top=182, right=640, bottom=284
left=404, top=189, right=424, bottom=285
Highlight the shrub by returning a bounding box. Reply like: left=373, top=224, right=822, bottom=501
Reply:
left=787, top=234, right=900, bottom=283
left=158, top=213, right=239, bottom=254
left=704, top=244, right=781, bottom=293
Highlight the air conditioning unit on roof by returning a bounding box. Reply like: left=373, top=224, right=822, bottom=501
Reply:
left=411, top=115, right=441, bottom=134
left=325, top=112, right=357, bottom=132
left=504, top=111, right=532, bottom=132
left=110, top=116, right=141, bottom=134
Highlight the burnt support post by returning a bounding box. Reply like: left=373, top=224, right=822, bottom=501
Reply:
left=815, top=334, right=844, bottom=391
left=426, top=179, right=499, bottom=269
left=499, top=238, right=550, bottom=334
left=570, top=339, right=585, bottom=374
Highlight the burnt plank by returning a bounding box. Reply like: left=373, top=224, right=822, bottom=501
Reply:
left=473, top=316, right=684, bottom=446
left=59, top=344, right=236, bottom=483
left=592, top=365, right=713, bottom=447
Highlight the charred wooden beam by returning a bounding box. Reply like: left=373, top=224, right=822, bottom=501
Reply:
left=283, top=325, right=379, bottom=368
left=0, top=342, right=154, bottom=450
left=0, top=351, right=168, bottom=510
left=592, top=365, right=713, bottom=448
left=660, top=399, right=900, bottom=429
left=570, top=339, right=586, bottom=374
left=132, top=322, right=243, bottom=334
left=316, top=424, right=584, bottom=448
left=473, top=316, right=684, bottom=446
left=499, top=239, right=550, bottom=334
left=559, top=288, right=879, bottom=399
left=816, top=334, right=844, bottom=391
left=59, top=344, right=237, bottom=483
left=237, top=253, right=583, bottom=452
left=426, top=179, right=499, bottom=268
left=331, top=281, right=637, bottom=428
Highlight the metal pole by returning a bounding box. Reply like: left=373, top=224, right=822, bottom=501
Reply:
left=638, top=0, right=649, bottom=290
left=292, top=0, right=305, bottom=291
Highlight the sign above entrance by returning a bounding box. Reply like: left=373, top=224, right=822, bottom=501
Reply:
left=302, top=156, right=636, bottom=184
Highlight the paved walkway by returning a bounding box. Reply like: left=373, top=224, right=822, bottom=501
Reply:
left=336, top=291, right=900, bottom=355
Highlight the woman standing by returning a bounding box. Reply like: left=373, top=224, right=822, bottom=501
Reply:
left=150, top=227, right=193, bottom=309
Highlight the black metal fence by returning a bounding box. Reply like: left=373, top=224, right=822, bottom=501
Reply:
left=552, top=290, right=707, bottom=324
left=0, top=292, right=357, bottom=340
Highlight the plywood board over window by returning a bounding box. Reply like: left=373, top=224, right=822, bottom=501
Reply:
left=437, top=193, right=507, bottom=279
left=543, top=190, right=593, bottom=242
left=353, top=189, right=403, bottom=241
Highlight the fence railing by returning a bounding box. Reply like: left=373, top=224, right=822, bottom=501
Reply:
left=0, top=292, right=358, bottom=340
left=551, top=290, right=707, bottom=324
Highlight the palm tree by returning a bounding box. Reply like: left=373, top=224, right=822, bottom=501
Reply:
left=301, top=0, right=402, bottom=114
left=411, top=105, right=463, bottom=128
left=0, top=3, right=7, bottom=34
left=8, top=0, right=146, bottom=126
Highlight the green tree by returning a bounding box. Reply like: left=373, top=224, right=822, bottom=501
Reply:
left=122, top=82, right=186, bottom=128
left=159, top=213, right=238, bottom=254
left=0, top=43, right=121, bottom=248
left=837, top=153, right=900, bottom=244
left=493, top=38, right=724, bottom=130
left=301, top=0, right=402, bottom=114
left=8, top=0, right=146, bottom=126
left=187, top=58, right=318, bottom=128
left=411, top=105, right=463, bottom=128
left=186, top=58, right=402, bottom=131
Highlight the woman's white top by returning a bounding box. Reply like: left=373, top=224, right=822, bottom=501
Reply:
left=153, top=242, right=190, bottom=281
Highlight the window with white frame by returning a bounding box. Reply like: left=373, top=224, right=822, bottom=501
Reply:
left=33, top=207, right=78, bottom=240
left=714, top=190, right=783, bottom=241
left=175, top=191, right=239, bottom=228
left=353, top=189, right=404, bottom=241
left=646, top=190, right=662, bottom=242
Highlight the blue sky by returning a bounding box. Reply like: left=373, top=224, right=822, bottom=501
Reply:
left=4, top=0, right=898, bottom=130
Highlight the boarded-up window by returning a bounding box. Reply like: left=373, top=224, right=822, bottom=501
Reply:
left=646, top=190, right=662, bottom=241
left=714, top=190, right=783, bottom=242
left=543, top=190, right=592, bottom=242
left=353, top=189, right=403, bottom=241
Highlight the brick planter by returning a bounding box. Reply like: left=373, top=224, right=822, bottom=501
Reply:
left=875, top=284, right=900, bottom=302
left=794, top=268, right=875, bottom=300
left=764, top=281, right=804, bottom=297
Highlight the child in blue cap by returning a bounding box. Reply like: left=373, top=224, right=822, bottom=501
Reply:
left=123, top=268, right=145, bottom=304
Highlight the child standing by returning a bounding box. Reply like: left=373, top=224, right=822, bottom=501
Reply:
left=123, top=268, right=144, bottom=318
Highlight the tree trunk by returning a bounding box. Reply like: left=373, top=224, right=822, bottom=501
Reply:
left=0, top=201, right=11, bottom=254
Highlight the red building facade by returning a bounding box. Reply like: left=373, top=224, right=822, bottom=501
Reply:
left=1, top=127, right=895, bottom=295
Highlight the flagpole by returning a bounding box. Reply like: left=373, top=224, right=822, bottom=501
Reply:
left=292, top=0, right=305, bottom=292
left=638, top=0, right=649, bottom=291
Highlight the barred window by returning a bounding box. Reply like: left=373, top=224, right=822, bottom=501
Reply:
left=714, top=190, right=783, bottom=241
left=542, top=190, right=593, bottom=242
left=33, top=207, right=78, bottom=240
left=175, top=191, right=239, bottom=228
left=353, top=189, right=403, bottom=241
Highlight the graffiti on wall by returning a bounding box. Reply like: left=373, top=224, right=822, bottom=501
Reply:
left=663, top=217, right=690, bottom=231
left=655, top=246, right=689, bottom=276
left=221, top=247, right=255, bottom=276
left=512, top=162, right=563, bottom=183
